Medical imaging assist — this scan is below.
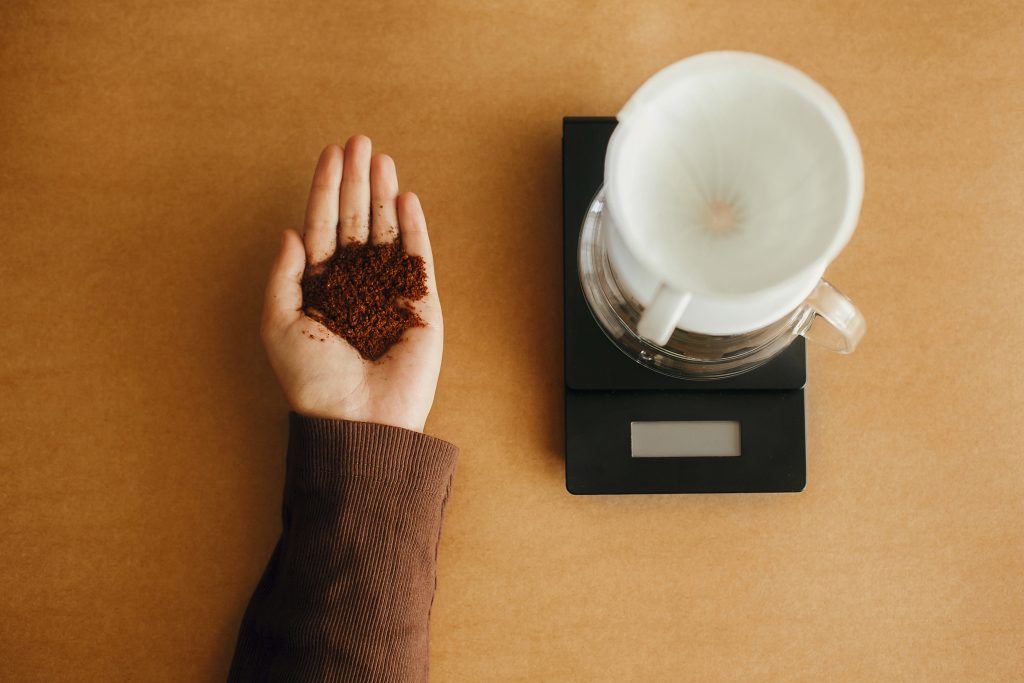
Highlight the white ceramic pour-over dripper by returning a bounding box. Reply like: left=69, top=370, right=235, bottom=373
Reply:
left=604, top=51, right=864, bottom=343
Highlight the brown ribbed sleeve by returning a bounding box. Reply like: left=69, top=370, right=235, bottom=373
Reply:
left=227, top=413, right=459, bottom=683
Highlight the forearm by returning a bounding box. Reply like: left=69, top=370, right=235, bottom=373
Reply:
left=228, top=414, right=458, bottom=682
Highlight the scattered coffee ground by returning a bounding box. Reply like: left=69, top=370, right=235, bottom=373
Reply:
left=301, top=241, right=428, bottom=360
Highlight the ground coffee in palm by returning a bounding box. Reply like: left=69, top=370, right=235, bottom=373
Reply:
left=301, top=242, right=428, bottom=360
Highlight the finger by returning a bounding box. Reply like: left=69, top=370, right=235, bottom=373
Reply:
left=370, top=154, right=400, bottom=244
left=303, top=145, right=343, bottom=266
left=397, top=192, right=442, bottom=317
left=339, top=134, right=372, bottom=244
left=262, top=229, right=306, bottom=332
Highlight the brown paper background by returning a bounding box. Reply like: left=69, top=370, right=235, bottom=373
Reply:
left=2, top=1, right=1022, bottom=680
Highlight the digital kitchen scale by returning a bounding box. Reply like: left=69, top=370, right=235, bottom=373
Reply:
left=563, top=117, right=806, bottom=495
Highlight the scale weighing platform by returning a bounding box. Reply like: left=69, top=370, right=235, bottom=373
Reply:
left=563, top=117, right=807, bottom=495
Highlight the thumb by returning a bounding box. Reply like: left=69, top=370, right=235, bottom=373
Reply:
left=262, top=229, right=306, bottom=331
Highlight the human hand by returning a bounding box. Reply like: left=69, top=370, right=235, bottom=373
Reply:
left=260, top=136, right=443, bottom=433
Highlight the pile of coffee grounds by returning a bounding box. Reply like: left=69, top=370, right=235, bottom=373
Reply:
left=301, top=242, right=428, bottom=360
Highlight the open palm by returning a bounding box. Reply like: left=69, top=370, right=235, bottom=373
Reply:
left=260, top=136, right=443, bottom=432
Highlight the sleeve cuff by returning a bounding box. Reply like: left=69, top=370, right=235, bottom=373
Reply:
left=286, top=412, right=459, bottom=492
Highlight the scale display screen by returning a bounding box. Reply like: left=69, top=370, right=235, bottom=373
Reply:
left=630, top=421, right=741, bottom=458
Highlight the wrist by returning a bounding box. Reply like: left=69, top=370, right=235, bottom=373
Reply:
left=289, top=401, right=426, bottom=434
